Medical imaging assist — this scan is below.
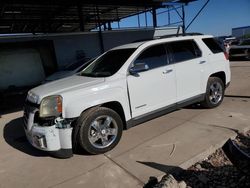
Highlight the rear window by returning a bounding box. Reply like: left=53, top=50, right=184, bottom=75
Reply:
left=202, top=38, right=223, bottom=53
left=168, top=40, right=202, bottom=63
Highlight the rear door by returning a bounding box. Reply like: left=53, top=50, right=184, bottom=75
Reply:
left=167, top=40, right=203, bottom=102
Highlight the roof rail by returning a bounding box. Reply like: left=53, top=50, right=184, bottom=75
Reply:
left=132, top=32, right=204, bottom=43
left=154, top=32, right=204, bottom=39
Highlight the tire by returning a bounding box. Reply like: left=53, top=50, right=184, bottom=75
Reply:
left=75, top=107, right=123, bottom=154
left=201, top=77, right=225, bottom=108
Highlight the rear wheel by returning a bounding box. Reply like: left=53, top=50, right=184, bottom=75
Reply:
left=201, top=77, right=225, bottom=108
left=76, top=107, right=123, bottom=154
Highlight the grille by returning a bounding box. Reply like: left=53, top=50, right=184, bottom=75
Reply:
left=23, top=105, right=29, bottom=129
left=23, top=100, right=39, bottom=129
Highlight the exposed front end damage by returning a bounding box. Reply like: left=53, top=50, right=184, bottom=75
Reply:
left=23, top=101, right=74, bottom=158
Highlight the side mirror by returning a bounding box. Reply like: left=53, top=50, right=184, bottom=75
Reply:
left=129, top=63, right=149, bottom=75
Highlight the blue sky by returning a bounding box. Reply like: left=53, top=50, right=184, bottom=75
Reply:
left=114, top=0, right=250, bottom=37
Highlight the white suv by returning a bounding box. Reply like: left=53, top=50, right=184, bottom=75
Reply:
left=23, top=35, right=231, bottom=158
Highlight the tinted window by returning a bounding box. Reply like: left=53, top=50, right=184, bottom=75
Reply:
left=134, top=44, right=167, bottom=70
left=202, top=38, right=223, bottom=53
left=169, top=40, right=201, bottom=63
left=81, top=48, right=135, bottom=77
left=76, top=58, right=95, bottom=73
left=64, top=59, right=86, bottom=71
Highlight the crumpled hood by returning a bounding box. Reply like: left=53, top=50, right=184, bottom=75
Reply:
left=30, top=75, right=105, bottom=103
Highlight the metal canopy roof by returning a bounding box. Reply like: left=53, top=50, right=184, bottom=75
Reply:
left=0, top=0, right=195, bottom=34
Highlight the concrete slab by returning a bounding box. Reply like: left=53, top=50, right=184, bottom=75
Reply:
left=0, top=114, right=109, bottom=188
left=52, top=160, right=143, bottom=188
left=190, top=97, right=250, bottom=132
left=106, top=116, right=186, bottom=158
left=111, top=121, right=237, bottom=183
left=167, top=107, right=206, bottom=121
left=226, top=61, right=250, bottom=96
left=0, top=150, right=108, bottom=188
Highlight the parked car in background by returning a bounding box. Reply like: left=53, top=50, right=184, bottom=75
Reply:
left=43, top=58, right=95, bottom=83
left=223, top=37, right=238, bottom=54
left=229, top=39, right=250, bottom=60
left=23, top=35, right=230, bottom=158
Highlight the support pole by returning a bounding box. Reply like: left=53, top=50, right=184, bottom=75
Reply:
left=116, top=8, right=120, bottom=29
left=103, top=23, right=107, bottom=30
left=137, top=14, right=141, bottom=28
left=96, top=6, right=104, bottom=53
left=108, top=21, right=112, bottom=30
left=182, top=5, right=185, bottom=35
left=152, top=8, right=157, bottom=28
left=168, top=7, right=170, bottom=25
left=77, top=3, right=84, bottom=32
left=185, top=0, right=210, bottom=31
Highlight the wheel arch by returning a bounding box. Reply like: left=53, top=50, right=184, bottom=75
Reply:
left=75, top=101, right=127, bottom=129
left=100, top=101, right=127, bottom=129
left=209, top=71, right=226, bottom=86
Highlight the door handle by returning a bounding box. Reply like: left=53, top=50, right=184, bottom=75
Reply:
left=163, top=69, right=173, bottom=74
left=199, top=60, right=206, bottom=64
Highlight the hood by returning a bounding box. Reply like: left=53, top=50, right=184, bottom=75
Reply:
left=44, top=71, right=74, bottom=82
left=30, top=75, right=105, bottom=103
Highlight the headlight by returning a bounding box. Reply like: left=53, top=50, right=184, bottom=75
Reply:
left=40, top=95, right=62, bottom=118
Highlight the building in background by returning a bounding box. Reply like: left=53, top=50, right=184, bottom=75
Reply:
left=232, top=26, right=250, bottom=38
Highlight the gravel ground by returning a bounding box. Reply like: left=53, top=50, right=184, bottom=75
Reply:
left=234, top=130, right=250, bottom=156
left=177, top=130, right=250, bottom=188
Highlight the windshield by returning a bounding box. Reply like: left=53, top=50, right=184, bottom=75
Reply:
left=80, top=48, right=135, bottom=77
left=64, top=58, right=87, bottom=71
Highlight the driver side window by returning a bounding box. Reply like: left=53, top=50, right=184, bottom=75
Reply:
left=134, top=44, right=168, bottom=70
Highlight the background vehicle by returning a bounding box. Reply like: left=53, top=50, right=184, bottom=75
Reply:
left=43, top=58, right=95, bottom=83
left=229, top=39, right=250, bottom=60
left=23, top=35, right=231, bottom=158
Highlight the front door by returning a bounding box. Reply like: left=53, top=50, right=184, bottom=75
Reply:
left=127, top=44, right=176, bottom=118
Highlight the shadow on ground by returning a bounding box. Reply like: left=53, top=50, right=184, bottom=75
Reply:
left=0, top=93, right=27, bottom=117
left=3, top=117, right=48, bottom=157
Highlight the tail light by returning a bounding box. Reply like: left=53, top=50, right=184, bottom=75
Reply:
left=224, top=52, right=229, bottom=60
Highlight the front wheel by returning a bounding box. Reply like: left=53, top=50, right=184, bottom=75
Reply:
left=201, top=77, right=225, bottom=108
left=76, top=107, right=123, bottom=154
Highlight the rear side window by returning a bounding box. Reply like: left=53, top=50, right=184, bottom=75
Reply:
left=168, top=40, right=201, bottom=63
left=202, top=38, right=223, bottom=53
left=134, top=44, right=167, bottom=70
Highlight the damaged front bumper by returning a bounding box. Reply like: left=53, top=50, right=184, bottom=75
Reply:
left=23, top=103, right=73, bottom=158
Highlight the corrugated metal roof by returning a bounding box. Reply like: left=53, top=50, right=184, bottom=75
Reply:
left=0, top=0, right=194, bottom=34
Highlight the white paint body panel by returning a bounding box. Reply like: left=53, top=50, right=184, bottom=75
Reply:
left=174, top=58, right=202, bottom=102
left=127, top=64, right=176, bottom=117
left=25, top=35, right=231, bottom=152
